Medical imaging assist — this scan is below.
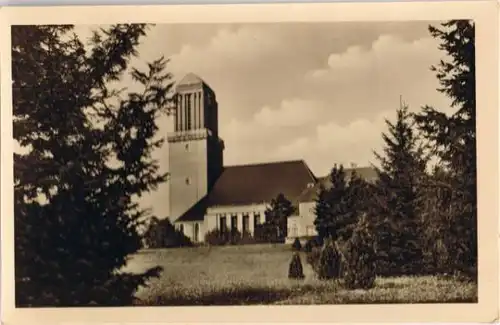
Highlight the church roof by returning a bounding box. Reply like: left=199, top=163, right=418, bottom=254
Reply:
left=175, top=161, right=377, bottom=223
left=207, top=160, right=316, bottom=207
left=175, top=196, right=208, bottom=222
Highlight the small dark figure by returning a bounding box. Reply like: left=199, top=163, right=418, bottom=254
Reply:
left=288, top=252, right=305, bottom=279
left=292, top=238, right=302, bottom=251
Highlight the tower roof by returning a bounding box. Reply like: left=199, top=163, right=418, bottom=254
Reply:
left=177, top=73, right=207, bottom=88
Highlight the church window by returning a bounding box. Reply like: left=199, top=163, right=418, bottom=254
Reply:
left=230, top=214, right=237, bottom=234
left=242, top=214, right=249, bottom=234
left=185, top=143, right=189, bottom=151
left=186, top=93, right=192, bottom=130
left=219, top=215, right=227, bottom=233
left=179, top=224, right=184, bottom=234
left=185, top=177, right=191, bottom=185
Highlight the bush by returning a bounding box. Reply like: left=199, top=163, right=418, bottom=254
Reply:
left=291, top=238, right=302, bottom=251
left=205, top=229, right=257, bottom=246
left=306, top=237, right=342, bottom=280
left=304, top=237, right=321, bottom=253
left=288, top=252, right=305, bottom=279
left=317, top=239, right=342, bottom=280
left=254, top=223, right=281, bottom=243
left=239, top=231, right=256, bottom=245
left=205, top=229, right=228, bottom=246
left=143, top=218, right=192, bottom=249
left=343, top=216, right=377, bottom=290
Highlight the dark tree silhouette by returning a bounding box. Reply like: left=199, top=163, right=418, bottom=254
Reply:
left=13, top=24, right=174, bottom=306
left=414, top=20, right=477, bottom=278
left=371, top=102, right=428, bottom=275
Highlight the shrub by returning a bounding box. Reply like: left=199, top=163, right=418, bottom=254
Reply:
left=306, top=238, right=342, bottom=280
left=205, top=229, right=257, bottom=246
left=317, top=238, right=342, bottom=280
left=288, top=252, right=305, bottom=279
left=143, top=218, right=192, bottom=248
left=343, top=216, right=377, bottom=290
left=304, top=236, right=321, bottom=253
left=204, top=229, right=228, bottom=246
left=292, top=238, right=302, bottom=251
left=254, top=223, right=281, bottom=243
left=239, top=231, right=257, bottom=245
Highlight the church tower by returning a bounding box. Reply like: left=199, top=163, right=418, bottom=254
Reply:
left=168, top=73, right=224, bottom=222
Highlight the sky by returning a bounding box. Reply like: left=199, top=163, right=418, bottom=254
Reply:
left=73, top=22, right=454, bottom=218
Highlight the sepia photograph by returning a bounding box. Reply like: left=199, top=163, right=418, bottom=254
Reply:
left=1, top=1, right=498, bottom=324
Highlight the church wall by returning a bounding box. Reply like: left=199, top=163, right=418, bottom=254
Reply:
left=206, top=204, right=267, bottom=236
left=177, top=220, right=206, bottom=244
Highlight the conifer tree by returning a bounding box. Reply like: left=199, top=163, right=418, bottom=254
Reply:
left=288, top=252, right=305, bottom=280
left=314, top=165, right=369, bottom=242
left=13, top=24, right=174, bottom=306
left=371, top=102, right=427, bottom=275
left=414, top=20, right=477, bottom=278
left=343, top=214, right=377, bottom=290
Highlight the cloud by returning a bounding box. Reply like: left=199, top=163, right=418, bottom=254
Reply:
left=254, top=99, right=324, bottom=128
left=216, top=34, right=453, bottom=177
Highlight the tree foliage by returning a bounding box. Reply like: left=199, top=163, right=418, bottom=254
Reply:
left=370, top=103, right=428, bottom=275
left=263, top=193, right=295, bottom=242
left=414, top=20, right=477, bottom=278
left=13, top=24, right=174, bottom=306
left=314, top=165, right=370, bottom=242
left=343, top=215, right=377, bottom=289
left=288, top=252, right=305, bottom=280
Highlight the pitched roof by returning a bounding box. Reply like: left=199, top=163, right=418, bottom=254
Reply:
left=175, top=196, right=208, bottom=222
left=206, top=160, right=316, bottom=207
left=177, top=73, right=204, bottom=87
left=296, top=166, right=378, bottom=203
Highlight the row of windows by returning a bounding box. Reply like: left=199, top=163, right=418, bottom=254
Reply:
left=216, top=212, right=262, bottom=233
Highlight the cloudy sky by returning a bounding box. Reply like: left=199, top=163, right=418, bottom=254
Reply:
left=75, top=22, right=454, bottom=217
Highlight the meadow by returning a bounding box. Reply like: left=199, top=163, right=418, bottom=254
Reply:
left=122, top=244, right=477, bottom=306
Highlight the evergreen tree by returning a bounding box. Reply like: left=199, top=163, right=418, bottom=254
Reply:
left=371, top=102, right=427, bottom=275
left=288, top=252, right=305, bottom=280
left=264, top=193, right=295, bottom=242
left=343, top=214, right=377, bottom=290
left=314, top=165, right=369, bottom=242
left=414, top=20, right=477, bottom=278
left=13, top=24, right=174, bottom=306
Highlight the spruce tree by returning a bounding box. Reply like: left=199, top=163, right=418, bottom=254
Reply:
left=343, top=215, right=377, bottom=290
left=414, top=20, right=477, bottom=278
left=13, top=24, right=174, bottom=306
left=371, top=102, right=427, bottom=275
left=314, top=165, right=369, bottom=242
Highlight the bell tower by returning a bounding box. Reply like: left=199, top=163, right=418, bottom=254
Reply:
left=168, top=73, right=224, bottom=222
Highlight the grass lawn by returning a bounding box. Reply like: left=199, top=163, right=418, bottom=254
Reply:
left=122, top=243, right=477, bottom=306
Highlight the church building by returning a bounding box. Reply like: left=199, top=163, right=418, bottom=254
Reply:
left=168, top=73, right=377, bottom=244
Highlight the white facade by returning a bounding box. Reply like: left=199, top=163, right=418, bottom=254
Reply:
left=176, top=201, right=318, bottom=244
